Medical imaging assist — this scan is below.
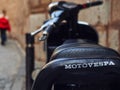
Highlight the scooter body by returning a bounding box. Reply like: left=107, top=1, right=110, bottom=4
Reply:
left=31, top=1, right=120, bottom=90
left=46, top=21, right=99, bottom=62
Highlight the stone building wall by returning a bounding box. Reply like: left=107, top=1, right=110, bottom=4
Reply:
left=0, top=0, right=30, bottom=48
left=109, top=0, right=120, bottom=52
left=0, top=0, right=120, bottom=62
left=52, top=0, right=120, bottom=52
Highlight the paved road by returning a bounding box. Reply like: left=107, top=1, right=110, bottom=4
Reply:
left=0, top=39, right=25, bottom=90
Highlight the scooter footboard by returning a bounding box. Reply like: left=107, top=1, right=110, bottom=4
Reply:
left=32, top=58, right=120, bottom=90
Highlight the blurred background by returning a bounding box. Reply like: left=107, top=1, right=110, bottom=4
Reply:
left=0, top=0, right=120, bottom=62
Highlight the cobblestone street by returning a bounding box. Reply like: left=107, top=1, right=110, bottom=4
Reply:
left=0, top=39, right=25, bottom=90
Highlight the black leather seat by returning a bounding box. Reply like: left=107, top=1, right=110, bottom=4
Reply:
left=50, top=39, right=120, bottom=60
left=32, top=58, right=120, bottom=90
left=32, top=39, right=120, bottom=90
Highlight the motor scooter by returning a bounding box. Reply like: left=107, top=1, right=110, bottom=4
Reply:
left=31, top=0, right=120, bottom=90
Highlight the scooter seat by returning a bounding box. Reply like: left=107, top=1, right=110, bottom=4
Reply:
left=32, top=40, right=120, bottom=90
left=50, top=39, right=120, bottom=60
left=32, top=57, right=120, bottom=90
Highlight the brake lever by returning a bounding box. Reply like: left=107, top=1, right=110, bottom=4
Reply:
left=39, top=34, right=47, bottom=41
left=31, top=17, right=59, bottom=36
left=30, top=19, right=53, bottom=36
left=30, top=26, right=43, bottom=36
left=39, top=23, right=55, bottom=41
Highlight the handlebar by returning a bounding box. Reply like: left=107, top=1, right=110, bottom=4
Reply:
left=79, top=1, right=103, bottom=9
left=31, top=16, right=62, bottom=36
left=31, top=11, right=65, bottom=36
left=39, top=24, right=55, bottom=41
left=49, top=0, right=103, bottom=12
left=31, top=0, right=103, bottom=40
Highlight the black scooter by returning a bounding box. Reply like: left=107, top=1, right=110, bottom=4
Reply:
left=31, top=0, right=120, bottom=90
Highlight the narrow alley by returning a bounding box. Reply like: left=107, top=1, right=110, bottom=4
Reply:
left=0, top=39, right=25, bottom=90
